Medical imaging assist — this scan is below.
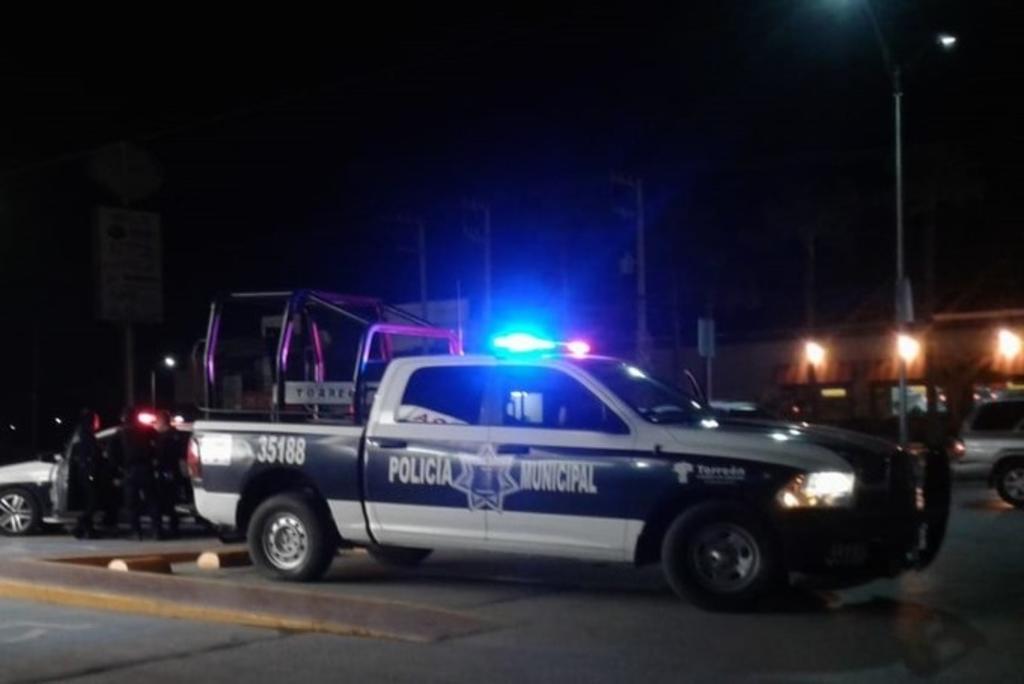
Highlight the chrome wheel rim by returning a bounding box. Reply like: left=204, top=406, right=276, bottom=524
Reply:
left=263, top=513, right=308, bottom=570
left=0, top=493, right=34, bottom=534
left=1003, top=468, right=1024, bottom=501
left=690, top=522, right=761, bottom=593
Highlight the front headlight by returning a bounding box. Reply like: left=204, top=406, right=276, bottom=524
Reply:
left=777, top=471, right=855, bottom=509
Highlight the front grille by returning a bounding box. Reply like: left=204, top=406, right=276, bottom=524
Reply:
left=854, top=449, right=917, bottom=514
left=854, top=452, right=890, bottom=485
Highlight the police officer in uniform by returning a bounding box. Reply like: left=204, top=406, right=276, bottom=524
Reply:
left=67, top=410, right=101, bottom=539
left=152, top=411, right=183, bottom=539
left=117, top=408, right=163, bottom=540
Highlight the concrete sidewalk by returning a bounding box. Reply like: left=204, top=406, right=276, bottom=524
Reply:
left=0, top=549, right=489, bottom=643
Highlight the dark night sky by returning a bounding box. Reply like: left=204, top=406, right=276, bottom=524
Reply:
left=1, top=2, right=1022, bottom=443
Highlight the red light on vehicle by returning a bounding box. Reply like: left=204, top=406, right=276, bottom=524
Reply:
left=566, top=340, right=591, bottom=357
left=950, top=439, right=966, bottom=460
left=137, top=411, right=157, bottom=427
left=187, top=438, right=202, bottom=479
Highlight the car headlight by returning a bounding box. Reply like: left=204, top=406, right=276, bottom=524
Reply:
left=777, top=471, right=855, bottom=509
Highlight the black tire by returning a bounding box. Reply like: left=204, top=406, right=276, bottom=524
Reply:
left=247, top=493, right=336, bottom=581
left=0, top=487, right=42, bottom=537
left=367, top=544, right=433, bottom=567
left=661, top=502, right=780, bottom=610
left=995, top=459, right=1024, bottom=509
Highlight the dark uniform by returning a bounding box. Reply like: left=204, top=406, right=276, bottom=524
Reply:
left=152, top=417, right=184, bottom=538
left=119, top=418, right=163, bottom=539
left=67, top=412, right=101, bottom=539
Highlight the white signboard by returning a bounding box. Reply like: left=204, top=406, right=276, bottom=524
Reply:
left=284, top=381, right=356, bottom=405
left=95, top=207, right=163, bottom=323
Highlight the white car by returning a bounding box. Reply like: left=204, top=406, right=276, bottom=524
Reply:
left=1, top=423, right=194, bottom=536
left=0, top=453, right=61, bottom=535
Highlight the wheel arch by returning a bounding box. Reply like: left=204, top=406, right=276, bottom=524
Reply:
left=236, top=468, right=340, bottom=543
left=633, top=488, right=769, bottom=566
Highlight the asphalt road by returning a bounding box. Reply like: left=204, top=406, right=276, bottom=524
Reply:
left=1, top=479, right=1021, bottom=683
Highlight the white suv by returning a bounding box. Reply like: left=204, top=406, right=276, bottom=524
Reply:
left=954, top=397, right=1024, bottom=507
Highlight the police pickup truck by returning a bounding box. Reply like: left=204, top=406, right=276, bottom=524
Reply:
left=188, top=291, right=950, bottom=609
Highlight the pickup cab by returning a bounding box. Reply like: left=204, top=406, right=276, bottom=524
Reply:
left=188, top=292, right=950, bottom=609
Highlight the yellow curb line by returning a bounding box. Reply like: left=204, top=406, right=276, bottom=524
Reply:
left=42, top=553, right=486, bottom=624
left=0, top=578, right=413, bottom=642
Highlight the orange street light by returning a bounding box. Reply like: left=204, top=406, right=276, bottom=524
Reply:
left=897, top=333, right=920, bottom=363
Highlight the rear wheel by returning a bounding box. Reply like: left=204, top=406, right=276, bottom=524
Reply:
left=995, top=460, right=1024, bottom=508
left=0, top=487, right=41, bottom=536
left=248, top=493, right=336, bottom=581
left=367, top=545, right=433, bottom=567
left=661, top=502, right=780, bottom=610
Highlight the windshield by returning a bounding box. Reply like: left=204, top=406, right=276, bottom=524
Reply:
left=573, top=358, right=707, bottom=425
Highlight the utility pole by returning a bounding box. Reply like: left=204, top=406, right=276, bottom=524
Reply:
left=386, top=215, right=430, bottom=320
left=417, top=218, right=428, bottom=320
left=864, top=4, right=912, bottom=444
left=462, top=201, right=492, bottom=333
left=612, top=175, right=649, bottom=364
left=894, top=70, right=911, bottom=445
left=120, top=142, right=135, bottom=408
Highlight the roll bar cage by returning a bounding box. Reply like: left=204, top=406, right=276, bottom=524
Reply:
left=201, top=290, right=461, bottom=423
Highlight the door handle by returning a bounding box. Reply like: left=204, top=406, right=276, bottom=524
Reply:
left=369, top=438, right=408, bottom=449
left=496, top=444, right=530, bottom=455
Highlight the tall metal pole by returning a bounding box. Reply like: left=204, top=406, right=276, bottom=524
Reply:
left=416, top=219, right=428, bottom=320
left=125, top=323, right=135, bottom=407
left=635, top=179, right=649, bottom=365
left=894, top=70, right=910, bottom=445
left=482, top=204, right=492, bottom=333
left=865, top=2, right=912, bottom=445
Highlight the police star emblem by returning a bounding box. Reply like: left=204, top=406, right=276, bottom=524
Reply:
left=452, top=443, right=520, bottom=512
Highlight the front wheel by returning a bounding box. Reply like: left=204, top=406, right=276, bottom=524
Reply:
left=0, top=487, right=41, bottom=536
left=995, top=461, right=1024, bottom=509
left=248, top=493, right=336, bottom=581
left=367, top=545, right=432, bottom=567
left=661, top=503, right=780, bottom=610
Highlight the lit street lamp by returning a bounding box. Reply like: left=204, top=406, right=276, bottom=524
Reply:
left=897, top=333, right=921, bottom=363
left=998, top=329, right=1022, bottom=361
left=805, top=341, right=827, bottom=368
left=850, top=1, right=957, bottom=444
left=150, top=355, right=177, bottom=408
left=804, top=341, right=826, bottom=420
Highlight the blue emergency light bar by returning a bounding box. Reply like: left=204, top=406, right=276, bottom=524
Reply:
left=491, top=333, right=592, bottom=356
left=492, top=333, right=557, bottom=353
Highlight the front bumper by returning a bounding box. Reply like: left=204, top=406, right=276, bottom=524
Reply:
left=775, top=449, right=950, bottom=579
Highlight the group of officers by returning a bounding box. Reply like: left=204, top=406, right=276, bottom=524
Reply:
left=65, top=408, right=188, bottom=540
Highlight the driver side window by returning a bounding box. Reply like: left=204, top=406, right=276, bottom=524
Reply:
left=493, top=366, right=628, bottom=434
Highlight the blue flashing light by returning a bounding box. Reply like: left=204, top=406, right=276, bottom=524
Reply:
left=492, top=332, right=557, bottom=354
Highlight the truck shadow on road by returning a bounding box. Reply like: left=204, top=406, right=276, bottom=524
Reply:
left=752, top=595, right=986, bottom=678
left=319, top=555, right=985, bottom=677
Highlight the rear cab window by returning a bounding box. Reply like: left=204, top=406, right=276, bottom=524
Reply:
left=396, top=366, right=489, bottom=425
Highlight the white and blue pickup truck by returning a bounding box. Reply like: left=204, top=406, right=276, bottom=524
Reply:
left=188, top=291, right=951, bottom=609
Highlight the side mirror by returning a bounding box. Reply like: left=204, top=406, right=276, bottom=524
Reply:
left=683, top=370, right=707, bottom=405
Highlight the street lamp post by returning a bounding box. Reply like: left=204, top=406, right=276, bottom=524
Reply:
left=150, top=355, right=176, bottom=407
left=857, top=1, right=956, bottom=444
left=805, top=341, right=826, bottom=420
